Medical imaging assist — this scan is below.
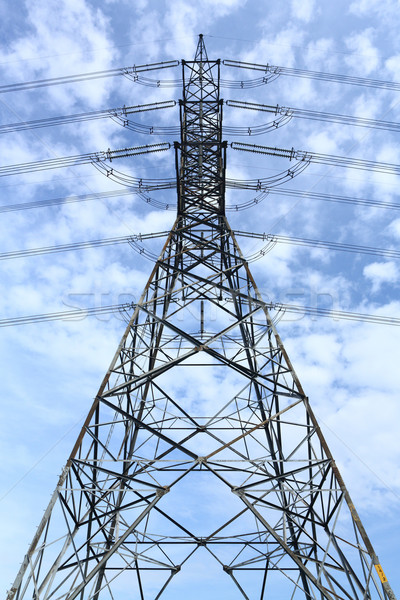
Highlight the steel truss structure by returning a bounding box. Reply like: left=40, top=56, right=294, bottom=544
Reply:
left=8, top=36, right=396, bottom=600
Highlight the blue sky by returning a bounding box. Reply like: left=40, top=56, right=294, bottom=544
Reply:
left=1, top=0, right=400, bottom=596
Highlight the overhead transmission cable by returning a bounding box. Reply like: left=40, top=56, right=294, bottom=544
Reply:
left=264, top=187, right=400, bottom=212
left=5, top=99, right=399, bottom=137
left=226, top=99, right=400, bottom=134
left=0, top=60, right=180, bottom=93
left=223, top=59, right=400, bottom=92
left=1, top=231, right=399, bottom=263
left=2, top=302, right=400, bottom=328
left=0, top=101, right=176, bottom=135
left=272, top=304, right=400, bottom=326
left=0, top=232, right=168, bottom=261
left=0, top=304, right=132, bottom=327
left=234, top=231, right=400, bottom=261
left=231, top=141, right=400, bottom=177
left=2, top=58, right=400, bottom=95
left=2, top=185, right=400, bottom=216
left=0, top=143, right=172, bottom=178
left=0, top=189, right=136, bottom=214
left=4, top=142, right=400, bottom=188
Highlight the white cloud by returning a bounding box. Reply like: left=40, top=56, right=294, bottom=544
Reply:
left=384, top=53, right=400, bottom=80
left=0, top=0, right=117, bottom=110
left=344, top=28, right=380, bottom=75
left=387, top=217, right=400, bottom=239
left=243, top=25, right=306, bottom=67
left=349, top=0, right=400, bottom=21
left=291, top=0, right=317, bottom=23
left=363, top=261, right=399, bottom=292
left=303, top=37, right=336, bottom=71
left=125, top=0, right=244, bottom=62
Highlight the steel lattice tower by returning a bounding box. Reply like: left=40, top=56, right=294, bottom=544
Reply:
left=8, top=35, right=396, bottom=600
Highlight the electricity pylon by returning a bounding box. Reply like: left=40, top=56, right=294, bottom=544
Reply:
left=8, top=35, right=396, bottom=600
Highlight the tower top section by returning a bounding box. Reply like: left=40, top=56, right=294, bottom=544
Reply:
left=194, top=33, right=207, bottom=62
left=176, top=35, right=225, bottom=216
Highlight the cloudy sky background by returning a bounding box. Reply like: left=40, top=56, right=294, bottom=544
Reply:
left=1, top=0, right=400, bottom=594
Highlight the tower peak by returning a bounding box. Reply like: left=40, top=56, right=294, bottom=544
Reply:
left=194, top=32, right=209, bottom=63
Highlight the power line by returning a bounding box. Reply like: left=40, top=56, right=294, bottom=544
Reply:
left=1, top=185, right=399, bottom=216
left=235, top=231, right=400, bottom=261
left=0, top=232, right=168, bottom=260
left=226, top=99, right=400, bottom=134
left=2, top=58, right=400, bottom=96
left=2, top=301, right=400, bottom=328
left=0, top=60, right=179, bottom=93
left=223, top=59, right=400, bottom=92
left=5, top=140, right=398, bottom=184
left=0, top=189, right=135, bottom=213
left=231, top=141, right=400, bottom=177
left=273, top=303, right=400, bottom=326
left=0, top=143, right=171, bottom=178
left=2, top=98, right=400, bottom=147
left=267, top=187, right=400, bottom=211
left=0, top=101, right=176, bottom=135
left=1, top=230, right=398, bottom=262
left=0, top=304, right=133, bottom=327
